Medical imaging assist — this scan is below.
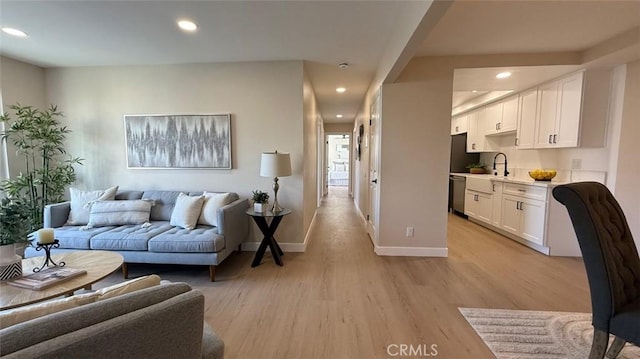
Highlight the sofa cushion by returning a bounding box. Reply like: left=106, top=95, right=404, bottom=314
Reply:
left=87, top=199, right=154, bottom=228
left=67, top=186, right=119, bottom=225
left=142, top=191, right=183, bottom=221
left=149, top=226, right=225, bottom=253
left=54, top=226, right=116, bottom=249
left=170, top=193, right=205, bottom=230
left=198, top=192, right=233, bottom=227
left=90, top=222, right=174, bottom=251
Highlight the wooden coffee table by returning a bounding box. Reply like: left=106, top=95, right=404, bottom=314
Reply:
left=0, top=251, right=123, bottom=311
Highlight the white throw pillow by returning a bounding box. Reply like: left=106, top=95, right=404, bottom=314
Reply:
left=67, top=186, right=119, bottom=225
left=198, top=192, right=233, bottom=227
left=87, top=200, right=154, bottom=228
left=170, top=193, right=205, bottom=230
left=0, top=274, right=161, bottom=329
left=95, top=274, right=161, bottom=300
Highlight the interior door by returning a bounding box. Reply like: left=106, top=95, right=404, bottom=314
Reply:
left=367, top=95, right=380, bottom=245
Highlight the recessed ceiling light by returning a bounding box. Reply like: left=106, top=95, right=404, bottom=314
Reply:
left=1, top=27, right=28, bottom=38
left=471, top=90, right=478, bottom=93
left=496, top=72, right=512, bottom=79
left=177, top=19, right=198, bottom=32
left=336, top=114, right=343, bottom=118
left=336, top=87, right=346, bottom=93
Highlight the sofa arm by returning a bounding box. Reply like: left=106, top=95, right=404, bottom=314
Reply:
left=44, top=202, right=70, bottom=228
left=217, top=198, right=249, bottom=249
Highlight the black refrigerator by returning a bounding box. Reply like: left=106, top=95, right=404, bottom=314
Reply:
left=450, top=133, right=479, bottom=173
left=448, top=133, right=479, bottom=214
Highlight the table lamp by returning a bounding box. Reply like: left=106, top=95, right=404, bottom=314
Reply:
left=260, top=151, right=292, bottom=213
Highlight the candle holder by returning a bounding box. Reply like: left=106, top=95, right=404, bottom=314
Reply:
left=33, top=240, right=65, bottom=273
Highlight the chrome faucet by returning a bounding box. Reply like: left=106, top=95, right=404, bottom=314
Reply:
left=493, top=152, right=509, bottom=177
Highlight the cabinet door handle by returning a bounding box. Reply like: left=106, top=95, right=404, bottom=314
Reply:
left=516, top=201, right=520, bottom=210
left=498, top=122, right=501, bottom=130
left=548, top=134, right=553, bottom=144
left=553, top=134, right=557, bottom=143
left=492, top=184, right=495, bottom=192
left=455, top=126, right=459, bottom=132
left=515, top=137, right=519, bottom=146
left=472, top=143, right=476, bottom=150
left=495, top=123, right=498, bottom=131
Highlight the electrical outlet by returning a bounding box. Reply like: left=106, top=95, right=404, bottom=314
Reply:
left=571, top=159, right=582, bottom=170
left=406, top=227, right=414, bottom=237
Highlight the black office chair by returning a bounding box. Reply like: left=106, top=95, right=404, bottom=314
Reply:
left=552, top=182, right=640, bottom=359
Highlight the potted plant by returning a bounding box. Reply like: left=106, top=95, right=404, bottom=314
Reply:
left=466, top=163, right=486, bottom=174
left=0, top=197, right=31, bottom=280
left=251, top=190, right=269, bottom=212
left=1, top=104, right=83, bottom=232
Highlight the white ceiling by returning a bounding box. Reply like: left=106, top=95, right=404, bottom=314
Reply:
left=1, top=1, right=639, bottom=124
left=0, top=0, right=414, bottom=124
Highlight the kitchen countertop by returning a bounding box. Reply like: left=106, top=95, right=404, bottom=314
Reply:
left=450, top=172, right=569, bottom=188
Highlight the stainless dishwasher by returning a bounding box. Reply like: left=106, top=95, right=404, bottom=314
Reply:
left=450, top=175, right=466, bottom=216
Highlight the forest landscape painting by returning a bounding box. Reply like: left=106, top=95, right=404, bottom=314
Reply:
left=125, top=114, right=231, bottom=169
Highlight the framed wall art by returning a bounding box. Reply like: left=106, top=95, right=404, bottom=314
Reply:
left=124, top=114, right=231, bottom=169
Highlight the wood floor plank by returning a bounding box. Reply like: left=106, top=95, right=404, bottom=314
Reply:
left=101, top=187, right=590, bottom=358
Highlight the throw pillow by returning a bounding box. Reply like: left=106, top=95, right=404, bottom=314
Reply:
left=170, top=193, right=205, bottom=230
left=66, top=185, right=119, bottom=225
left=198, top=192, right=233, bottom=227
left=0, top=275, right=162, bottom=329
left=95, top=274, right=161, bottom=300
left=0, top=292, right=99, bottom=329
left=86, top=199, right=154, bottom=228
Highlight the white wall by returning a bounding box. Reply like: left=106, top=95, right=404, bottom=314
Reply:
left=615, top=59, right=640, bottom=250
left=0, top=56, right=47, bottom=178
left=377, top=82, right=450, bottom=253
left=45, top=61, right=308, bottom=245
left=302, top=69, right=320, bottom=243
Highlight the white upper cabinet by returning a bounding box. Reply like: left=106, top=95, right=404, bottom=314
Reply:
left=451, top=113, right=468, bottom=135
left=526, top=70, right=609, bottom=150
left=468, top=109, right=498, bottom=152
left=534, top=72, right=584, bottom=148
left=499, top=95, right=518, bottom=133
left=516, top=89, right=537, bottom=149
left=486, top=95, right=518, bottom=135
left=534, top=80, right=560, bottom=148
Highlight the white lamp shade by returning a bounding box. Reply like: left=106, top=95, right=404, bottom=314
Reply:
left=260, top=152, right=292, bottom=177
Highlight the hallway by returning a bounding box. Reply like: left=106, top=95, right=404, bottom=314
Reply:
left=114, top=188, right=590, bottom=358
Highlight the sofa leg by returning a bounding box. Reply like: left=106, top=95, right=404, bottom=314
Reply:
left=209, top=265, right=216, bottom=282
left=122, top=262, right=128, bottom=279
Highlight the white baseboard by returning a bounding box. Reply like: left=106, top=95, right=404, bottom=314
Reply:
left=374, top=246, right=448, bottom=257
left=241, top=210, right=317, bottom=253
left=241, top=241, right=306, bottom=252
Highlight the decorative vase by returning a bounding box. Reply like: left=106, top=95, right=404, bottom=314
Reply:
left=254, top=203, right=265, bottom=213
left=0, top=244, right=22, bottom=280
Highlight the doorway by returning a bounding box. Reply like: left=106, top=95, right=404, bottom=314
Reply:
left=326, top=134, right=350, bottom=195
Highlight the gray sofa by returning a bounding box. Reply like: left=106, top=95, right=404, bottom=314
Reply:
left=0, top=282, right=224, bottom=358
left=24, top=190, right=249, bottom=281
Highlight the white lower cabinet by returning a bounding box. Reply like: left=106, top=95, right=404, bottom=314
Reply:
left=462, top=177, right=580, bottom=256
left=501, top=194, right=546, bottom=246
left=491, top=181, right=503, bottom=227
left=465, top=189, right=492, bottom=224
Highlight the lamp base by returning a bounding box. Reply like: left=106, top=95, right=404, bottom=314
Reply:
left=271, top=201, right=283, bottom=213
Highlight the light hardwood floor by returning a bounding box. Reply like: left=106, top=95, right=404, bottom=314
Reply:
left=109, top=186, right=590, bottom=358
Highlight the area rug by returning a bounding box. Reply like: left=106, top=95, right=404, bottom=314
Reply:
left=459, top=308, right=640, bottom=359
